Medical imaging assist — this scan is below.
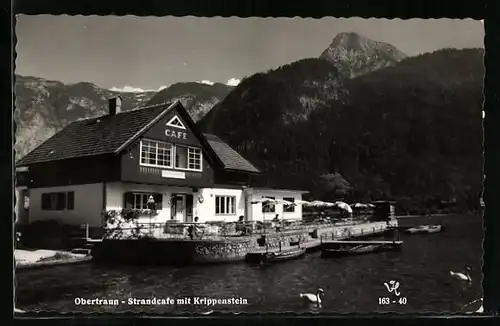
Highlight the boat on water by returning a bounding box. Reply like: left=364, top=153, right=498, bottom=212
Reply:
left=246, top=247, right=306, bottom=264
left=320, top=240, right=403, bottom=258
left=405, top=225, right=443, bottom=234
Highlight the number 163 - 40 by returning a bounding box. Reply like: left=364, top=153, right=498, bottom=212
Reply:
left=378, top=297, right=407, bottom=305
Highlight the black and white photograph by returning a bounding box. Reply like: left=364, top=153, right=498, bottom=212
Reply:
left=14, top=16, right=484, bottom=314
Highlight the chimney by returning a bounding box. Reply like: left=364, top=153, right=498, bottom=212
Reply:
left=108, top=96, right=123, bottom=115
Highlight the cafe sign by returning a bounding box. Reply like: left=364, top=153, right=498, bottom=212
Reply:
left=165, top=128, right=187, bottom=140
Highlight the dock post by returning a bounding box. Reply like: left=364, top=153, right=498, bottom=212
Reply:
left=85, top=224, right=89, bottom=240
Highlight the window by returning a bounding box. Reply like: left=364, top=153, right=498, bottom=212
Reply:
left=41, top=191, right=74, bottom=211
left=175, top=146, right=188, bottom=169
left=215, top=196, right=236, bottom=215
left=176, top=145, right=202, bottom=171
left=188, top=147, right=202, bottom=171
left=140, top=139, right=202, bottom=172
left=283, top=197, right=295, bottom=213
left=124, top=192, right=163, bottom=210
left=262, top=196, right=275, bottom=213
left=140, top=139, right=173, bottom=168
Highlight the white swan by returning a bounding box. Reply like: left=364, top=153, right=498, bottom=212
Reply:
left=299, top=288, right=324, bottom=305
left=449, top=266, right=472, bottom=282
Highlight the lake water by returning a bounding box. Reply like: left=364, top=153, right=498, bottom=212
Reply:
left=16, top=214, right=483, bottom=314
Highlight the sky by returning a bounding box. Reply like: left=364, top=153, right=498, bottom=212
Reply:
left=15, top=16, right=484, bottom=92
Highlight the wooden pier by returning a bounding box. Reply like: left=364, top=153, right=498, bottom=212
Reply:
left=248, top=221, right=393, bottom=256
left=247, top=239, right=321, bottom=255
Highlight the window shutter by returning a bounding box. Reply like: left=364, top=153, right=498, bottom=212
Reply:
left=124, top=192, right=134, bottom=209
left=56, top=192, right=66, bottom=210
left=66, top=192, right=75, bottom=210
left=153, top=193, right=163, bottom=210
left=41, top=193, right=50, bottom=210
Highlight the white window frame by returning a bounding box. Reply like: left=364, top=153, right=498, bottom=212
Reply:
left=132, top=193, right=149, bottom=210
left=124, top=192, right=163, bottom=211
left=139, top=139, right=203, bottom=172
left=283, top=197, right=295, bottom=213
left=215, top=195, right=236, bottom=215
left=262, top=196, right=276, bottom=213
left=139, top=139, right=174, bottom=169
left=174, top=145, right=203, bottom=172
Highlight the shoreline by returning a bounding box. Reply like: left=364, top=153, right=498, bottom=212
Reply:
left=15, top=249, right=91, bottom=271
left=92, top=221, right=394, bottom=265
left=16, top=256, right=92, bottom=271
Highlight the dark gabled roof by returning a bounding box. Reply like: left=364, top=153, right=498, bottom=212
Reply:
left=16, top=101, right=261, bottom=174
left=204, top=134, right=260, bottom=174
left=17, top=102, right=174, bottom=166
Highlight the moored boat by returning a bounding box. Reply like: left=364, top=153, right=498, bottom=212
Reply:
left=405, top=224, right=443, bottom=234
left=320, top=240, right=403, bottom=258
left=246, top=247, right=306, bottom=264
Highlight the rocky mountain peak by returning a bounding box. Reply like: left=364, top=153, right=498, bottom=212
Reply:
left=320, top=32, right=408, bottom=78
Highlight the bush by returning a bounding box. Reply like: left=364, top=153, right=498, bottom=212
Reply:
left=103, top=210, right=153, bottom=240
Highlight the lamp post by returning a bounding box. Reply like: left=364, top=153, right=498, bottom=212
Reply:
left=147, top=195, right=156, bottom=237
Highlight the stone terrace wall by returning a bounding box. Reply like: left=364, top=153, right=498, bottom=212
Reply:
left=92, top=238, right=256, bottom=265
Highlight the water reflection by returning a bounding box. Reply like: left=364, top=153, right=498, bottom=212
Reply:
left=16, top=214, right=483, bottom=313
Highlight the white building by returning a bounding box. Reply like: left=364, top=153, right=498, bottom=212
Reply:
left=15, top=99, right=307, bottom=228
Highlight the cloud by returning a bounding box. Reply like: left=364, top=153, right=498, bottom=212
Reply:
left=226, top=78, right=241, bottom=86
left=109, top=85, right=169, bottom=93
left=198, top=80, right=215, bottom=85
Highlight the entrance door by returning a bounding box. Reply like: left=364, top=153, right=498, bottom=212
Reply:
left=175, top=195, right=185, bottom=222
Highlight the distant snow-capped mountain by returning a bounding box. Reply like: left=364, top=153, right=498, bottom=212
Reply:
left=14, top=75, right=234, bottom=159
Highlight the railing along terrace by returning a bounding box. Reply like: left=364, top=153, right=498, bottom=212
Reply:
left=103, top=217, right=370, bottom=240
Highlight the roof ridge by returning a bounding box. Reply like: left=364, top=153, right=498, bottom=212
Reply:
left=74, top=101, right=172, bottom=123
left=135, top=101, right=173, bottom=111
